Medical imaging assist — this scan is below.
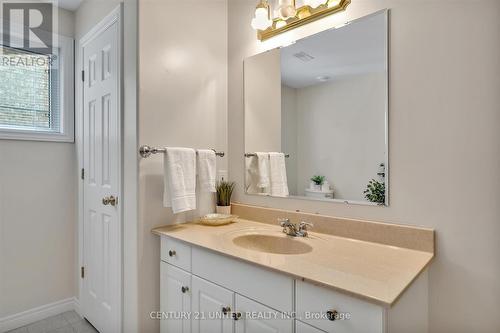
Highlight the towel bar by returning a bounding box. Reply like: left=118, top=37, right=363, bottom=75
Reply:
left=139, top=145, right=225, bottom=158
left=245, top=153, right=290, bottom=158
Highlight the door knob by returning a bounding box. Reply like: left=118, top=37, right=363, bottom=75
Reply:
left=102, top=196, right=118, bottom=206
left=108, top=196, right=117, bottom=206
left=326, top=310, right=338, bottom=321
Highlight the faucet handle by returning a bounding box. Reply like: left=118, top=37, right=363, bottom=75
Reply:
left=278, top=218, right=291, bottom=227
left=299, top=221, right=313, bottom=230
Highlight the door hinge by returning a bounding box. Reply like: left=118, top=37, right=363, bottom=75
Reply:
left=81, top=168, right=85, bottom=180
left=81, top=70, right=85, bottom=82
left=81, top=266, right=85, bottom=279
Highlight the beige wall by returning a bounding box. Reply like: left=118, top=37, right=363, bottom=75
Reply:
left=228, top=0, right=500, bottom=332
left=244, top=48, right=282, bottom=153
left=293, top=72, right=386, bottom=200
left=138, top=0, right=228, bottom=331
left=281, top=84, right=298, bottom=194
left=0, top=8, right=77, bottom=318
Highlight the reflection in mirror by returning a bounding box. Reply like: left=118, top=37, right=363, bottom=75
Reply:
left=244, top=10, right=388, bottom=205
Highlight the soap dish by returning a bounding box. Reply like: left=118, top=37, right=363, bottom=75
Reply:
left=199, top=214, right=238, bottom=226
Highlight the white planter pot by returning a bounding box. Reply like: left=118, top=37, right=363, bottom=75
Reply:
left=216, top=205, right=231, bottom=215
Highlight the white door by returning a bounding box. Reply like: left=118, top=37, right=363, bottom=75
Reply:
left=192, top=276, right=234, bottom=333
left=235, top=295, right=293, bottom=333
left=81, top=14, right=121, bottom=333
left=161, top=262, right=192, bottom=333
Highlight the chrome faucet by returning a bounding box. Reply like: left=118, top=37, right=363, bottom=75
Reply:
left=278, top=218, right=313, bottom=237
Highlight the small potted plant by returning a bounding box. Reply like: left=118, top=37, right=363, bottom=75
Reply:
left=216, top=180, right=236, bottom=215
left=310, top=175, right=325, bottom=191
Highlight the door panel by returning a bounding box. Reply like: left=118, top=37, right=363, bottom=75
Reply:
left=192, top=276, right=234, bottom=333
left=82, top=19, right=120, bottom=333
left=160, top=263, right=192, bottom=333
left=235, top=294, right=293, bottom=333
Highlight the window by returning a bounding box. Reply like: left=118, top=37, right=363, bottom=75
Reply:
left=0, top=35, right=74, bottom=142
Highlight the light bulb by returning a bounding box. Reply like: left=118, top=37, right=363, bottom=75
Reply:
left=277, top=0, right=296, bottom=20
left=251, top=3, right=272, bottom=30
left=275, top=20, right=287, bottom=29
left=327, top=0, right=341, bottom=7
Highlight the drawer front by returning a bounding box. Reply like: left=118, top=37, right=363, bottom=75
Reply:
left=192, top=246, right=294, bottom=313
left=296, top=280, right=385, bottom=333
left=296, top=320, right=327, bottom=333
left=161, top=236, right=192, bottom=271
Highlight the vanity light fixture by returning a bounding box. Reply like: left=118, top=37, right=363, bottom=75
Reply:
left=251, top=0, right=350, bottom=41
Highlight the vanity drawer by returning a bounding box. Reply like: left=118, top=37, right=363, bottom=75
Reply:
left=296, top=280, right=385, bottom=333
left=161, top=236, right=192, bottom=271
left=192, top=246, right=294, bottom=313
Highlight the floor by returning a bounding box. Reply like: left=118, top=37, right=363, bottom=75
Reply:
left=7, top=311, right=98, bottom=333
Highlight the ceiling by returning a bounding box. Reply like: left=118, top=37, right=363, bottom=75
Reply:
left=281, top=11, right=387, bottom=89
left=58, top=0, right=83, bottom=11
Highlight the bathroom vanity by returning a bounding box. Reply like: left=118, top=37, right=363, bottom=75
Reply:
left=153, top=204, right=434, bottom=333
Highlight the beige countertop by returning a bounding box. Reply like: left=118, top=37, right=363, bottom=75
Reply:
left=152, top=218, right=433, bottom=307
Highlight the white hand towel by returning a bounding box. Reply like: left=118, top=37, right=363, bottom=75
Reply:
left=197, top=149, right=216, bottom=193
left=256, top=152, right=270, bottom=192
left=269, top=152, right=289, bottom=197
left=163, top=147, right=197, bottom=214
left=245, top=155, right=258, bottom=194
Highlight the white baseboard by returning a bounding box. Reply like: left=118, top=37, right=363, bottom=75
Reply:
left=73, top=297, right=82, bottom=318
left=0, top=297, right=80, bottom=333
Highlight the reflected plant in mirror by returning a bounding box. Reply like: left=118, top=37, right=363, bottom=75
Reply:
left=310, top=175, right=325, bottom=186
left=364, top=179, right=385, bottom=204
left=244, top=10, right=389, bottom=205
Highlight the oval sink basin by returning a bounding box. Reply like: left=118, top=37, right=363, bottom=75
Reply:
left=233, top=234, right=313, bottom=255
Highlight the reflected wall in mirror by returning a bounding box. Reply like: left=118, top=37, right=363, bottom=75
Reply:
left=244, top=10, right=388, bottom=205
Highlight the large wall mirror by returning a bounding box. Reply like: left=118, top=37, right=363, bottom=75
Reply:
left=244, top=10, right=388, bottom=205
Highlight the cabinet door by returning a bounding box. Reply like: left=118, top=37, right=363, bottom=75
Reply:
left=192, top=276, right=234, bottom=333
left=296, top=320, right=327, bottom=333
left=160, top=262, right=191, bottom=333
left=234, top=294, right=293, bottom=333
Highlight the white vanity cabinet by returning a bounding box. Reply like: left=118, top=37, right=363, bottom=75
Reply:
left=160, top=235, right=428, bottom=333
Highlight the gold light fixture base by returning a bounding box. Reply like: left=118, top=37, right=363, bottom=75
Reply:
left=257, top=0, right=351, bottom=41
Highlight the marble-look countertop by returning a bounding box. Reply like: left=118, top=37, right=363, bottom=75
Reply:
left=152, top=218, right=434, bottom=306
